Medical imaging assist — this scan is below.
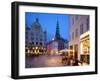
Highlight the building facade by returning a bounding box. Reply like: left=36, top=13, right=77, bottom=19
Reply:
left=47, top=21, right=69, bottom=55
left=69, top=15, right=90, bottom=64
left=25, top=18, right=47, bottom=56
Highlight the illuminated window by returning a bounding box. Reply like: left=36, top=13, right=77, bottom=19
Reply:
left=34, top=50, right=36, bottom=53
left=36, top=47, right=38, bottom=49
left=32, top=47, right=34, bottom=49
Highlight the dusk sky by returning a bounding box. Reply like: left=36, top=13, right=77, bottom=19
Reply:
left=25, top=12, right=70, bottom=41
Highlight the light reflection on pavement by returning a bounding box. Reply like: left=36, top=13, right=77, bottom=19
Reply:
left=26, top=55, right=65, bottom=68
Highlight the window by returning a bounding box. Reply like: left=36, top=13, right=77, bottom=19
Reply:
left=26, top=36, right=28, bottom=40
left=86, top=18, right=89, bottom=31
left=25, top=49, right=28, bottom=52
left=72, top=32, right=74, bottom=40
left=80, top=24, right=84, bottom=34
left=72, top=18, right=74, bottom=25
left=75, top=28, right=78, bottom=37
left=40, top=42, right=42, bottom=45
left=32, top=42, right=34, bottom=45
left=36, top=37, right=38, bottom=40
left=36, top=42, right=38, bottom=45
left=31, top=32, right=34, bottom=36
left=25, top=31, right=27, bottom=35
left=31, top=37, right=34, bottom=40
left=40, top=35, right=43, bottom=37
left=75, top=16, right=79, bottom=20
left=40, top=50, right=43, bottom=52
left=40, top=38, right=42, bottom=41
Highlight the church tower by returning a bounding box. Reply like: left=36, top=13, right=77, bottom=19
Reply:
left=55, top=20, right=61, bottom=39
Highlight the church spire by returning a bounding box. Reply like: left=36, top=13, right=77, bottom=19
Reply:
left=55, top=20, right=60, bottom=39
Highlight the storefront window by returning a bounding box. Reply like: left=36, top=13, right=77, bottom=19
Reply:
left=80, top=35, right=90, bottom=64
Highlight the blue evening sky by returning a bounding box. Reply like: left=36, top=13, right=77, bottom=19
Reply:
left=25, top=12, right=70, bottom=41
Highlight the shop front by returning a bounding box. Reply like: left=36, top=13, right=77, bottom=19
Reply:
left=80, top=32, right=90, bottom=65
